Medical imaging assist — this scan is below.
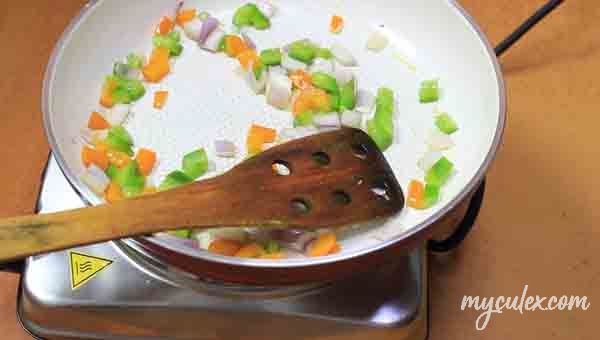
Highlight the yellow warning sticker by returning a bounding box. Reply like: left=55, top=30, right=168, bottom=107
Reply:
left=69, top=251, right=113, bottom=290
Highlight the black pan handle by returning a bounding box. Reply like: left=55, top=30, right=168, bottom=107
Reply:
left=0, top=261, right=24, bottom=274
left=428, top=179, right=485, bottom=253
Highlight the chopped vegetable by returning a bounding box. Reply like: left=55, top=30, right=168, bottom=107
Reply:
left=289, top=69, right=313, bottom=90
left=237, top=49, right=259, bottom=70
left=292, top=87, right=331, bottom=115
left=247, top=124, right=277, bottom=154
left=153, top=31, right=183, bottom=57
left=88, top=111, right=111, bottom=130
left=256, top=0, right=277, bottom=18
left=316, top=48, right=334, bottom=60
left=105, top=164, right=119, bottom=180
left=435, top=113, right=459, bottom=134
left=108, top=76, right=146, bottom=104
left=266, top=72, right=293, bottom=109
left=367, top=87, right=395, bottom=151
left=339, top=79, right=356, bottom=110
left=268, top=66, right=287, bottom=76
left=281, top=53, right=307, bottom=71
left=135, top=148, right=157, bottom=176
left=329, top=243, right=342, bottom=254
left=156, top=16, right=175, bottom=35
left=159, top=170, right=193, bottom=191
left=309, top=58, right=334, bottom=75
left=313, top=113, right=340, bottom=129
left=260, top=48, right=282, bottom=66
left=407, top=180, right=425, bottom=209
left=306, top=232, right=337, bottom=257
left=202, top=28, right=226, bottom=52
left=244, top=63, right=267, bottom=94
left=113, top=62, right=130, bottom=77
left=100, top=77, right=118, bottom=108
left=366, top=30, right=389, bottom=52
left=105, top=104, right=130, bottom=126
left=224, top=35, right=249, bottom=57
left=332, top=61, right=354, bottom=86
left=105, top=182, right=123, bottom=203
left=182, top=149, right=209, bottom=180
left=426, top=128, right=454, bottom=151
left=81, top=146, right=110, bottom=170
left=241, top=31, right=257, bottom=50
left=143, top=47, right=171, bottom=82
left=198, top=17, right=219, bottom=44
left=209, top=239, right=242, bottom=256
left=81, top=164, right=111, bottom=195
left=153, top=90, right=169, bottom=109
left=234, top=243, right=265, bottom=258
left=107, top=150, right=131, bottom=168
left=115, top=160, right=146, bottom=198
left=419, top=79, right=439, bottom=103
left=288, top=40, right=317, bottom=64
left=265, top=240, right=281, bottom=253
left=425, top=157, right=454, bottom=187
left=329, top=93, right=341, bottom=112
left=311, top=72, right=339, bottom=94
left=214, top=140, right=237, bottom=158
left=340, top=110, right=363, bottom=128
left=176, top=8, right=197, bottom=26
left=330, top=44, right=357, bottom=66
left=424, top=184, right=440, bottom=208
left=198, top=11, right=210, bottom=21
left=417, top=151, right=443, bottom=172
left=105, top=126, right=134, bottom=156
left=126, top=53, right=145, bottom=69
left=81, top=129, right=108, bottom=146
left=260, top=252, right=286, bottom=259
left=169, top=229, right=192, bottom=239
left=355, top=89, right=375, bottom=113
left=233, top=3, right=271, bottom=30
left=330, top=15, right=344, bottom=34
left=182, top=18, right=204, bottom=41
left=293, top=110, right=315, bottom=127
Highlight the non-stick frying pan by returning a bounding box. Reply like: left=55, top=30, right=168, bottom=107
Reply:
left=43, top=0, right=507, bottom=285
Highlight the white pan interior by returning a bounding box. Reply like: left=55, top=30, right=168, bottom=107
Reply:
left=44, top=0, right=503, bottom=267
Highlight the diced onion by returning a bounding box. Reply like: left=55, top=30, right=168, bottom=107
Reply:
left=281, top=53, right=307, bottom=72
left=309, top=58, right=334, bottom=76
left=340, top=111, right=363, bottom=128
left=268, top=229, right=317, bottom=252
left=214, top=140, right=237, bottom=158
left=244, top=62, right=267, bottom=94
left=417, top=150, right=443, bottom=172
left=198, top=17, right=220, bottom=44
left=426, top=128, right=455, bottom=151
left=313, top=113, right=341, bottom=128
left=269, top=66, right=287, bottom=76
left=105, top=104, right=130, bottom=126
left=355, top=89, right=375, bottom=113
left=366, top=30, right=389, bottom=52
left=81, top=129, right=108, bottom=145
left=266, top=72, right=292, bottom=109
left=183, top=18, right=204, bottom=42
left=81, top=164, right=110, bottom=195
left=332, top=61, right=354, bottom=86
left=330, top=43, right=357, bottom=66
left=201, top=28, right=226, bottom=52
left=257, top=0, right=277, bottom=18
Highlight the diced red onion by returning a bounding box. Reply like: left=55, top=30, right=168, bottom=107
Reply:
left=183, top=18, right=204, bottom=42
left=313, top=113, right=341, bottom=128
left=214, top=140, right=237, bottom=158
left=257, top=0, right=276, bottom=18
left=201, top=28, right=225, bottom=52
left=198, top=17, right=219, bottom=44
left=268, top=229, right=317, bottom=252
left=244, top=61, right=267, bottom=94
left=241, top=30, right=256, bottom=50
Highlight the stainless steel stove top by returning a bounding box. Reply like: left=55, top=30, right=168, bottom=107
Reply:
left=17, top=156, right=428, bottom=340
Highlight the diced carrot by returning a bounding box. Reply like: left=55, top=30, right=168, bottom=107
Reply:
left=135, top=148, right=157, bottom=176
left=330, top=15, right=344, bottom=34
left=306, top=232, right=337, bottom=257
left=259, top=252, right=286, bottom=259
left=289, top=70, right=313, bottom=90
left=209, top=239, right=243, bottom=256
left=81, top=146, right=110, bottom=170
left=105, top=182, right=123, bottom=203
left=407, top=179, right=425, bottom=209
left=156, top=16, right=175, bottom=35
left=143, top=186, right=158, bottom=195
left=107, top=150, right=131, bottom=168
left=150, top=47, right=170, bottom=65
left=328, top=243, right=342, bottom=254
left=176, top=9, right=197, bottom=26
left=237, top=49, right=259, bottom=70
left=143, top=62, right=170, bottom=83
left=234, top=243, right=265, bottom=258
left=100, top=78, right=117, bottom=108
left=247, top=124, right=277, bottom=154
left=153, top=91, right=169, bottom=109
left=292, top=88, right=330, bottom=115
left=224, top=35, right=248, bottom=57
left=87, top=111, right=111, bottom=130
left=94, top=141, right=108, bottom=153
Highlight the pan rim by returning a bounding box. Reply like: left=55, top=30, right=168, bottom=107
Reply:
left=42, top=0, right=506, bottom=269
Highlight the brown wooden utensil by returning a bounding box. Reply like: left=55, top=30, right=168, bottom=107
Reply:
left=0, top=128, right=404, bottom=263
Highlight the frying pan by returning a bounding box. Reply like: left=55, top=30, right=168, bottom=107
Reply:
left=42, top=0, right=506, bottom=285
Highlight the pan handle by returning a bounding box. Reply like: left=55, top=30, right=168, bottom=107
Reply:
left=0, top=261, right=24, bottom=274
left=428, top=179, right=485, bottom=253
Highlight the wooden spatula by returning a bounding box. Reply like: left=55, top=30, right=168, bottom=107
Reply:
left=0, top=128, right=404, bottom=262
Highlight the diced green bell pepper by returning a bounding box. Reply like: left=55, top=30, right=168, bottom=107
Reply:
left=288, top=40, right=317, bottom=64
left=159, top=170, right=193, bottom=191
left=311, top=72, right=339, bottom=94
left=340, top=79, right=356, bottom=111
left=113, top=62, right=130, bottom=77
left=329, top=93, right=341, bottom=112
left=424, top=184, right=440, bottom=208
left=233, top=3, right=259, bottom=27
left=108, top=75, right=146, bottom=104
left=260, top=48, right=282, bottom=66
left=182, top=149, right=209, bottom=180
left=252, top=9, right=270, bottom=30
left=435, top=113, right=459, bottom=134
left=153, top=31, right=183, bottom=57
left=126, top=53, right=145, bottom=69
left=367, top=119, right=393, bottom=151
left=115, top=160, right=146, bottom=198
left=105, top=164, right=119, bottom=180
left=105, top=126, right=134, bottom=156
left=294, top=111, right=315, bottom=127
left=253, top=62, right=266, bottom=80
left=425, top=157, right=454, bottom=187
left=265, top=240, right=281, bottom=254
left=169, top=229, right=192, bottom=239
left=316, top=48, right=333, bottom=60
left=367, top=87, right=395, bottom=151
left=419, top=79, right=439, bottom=103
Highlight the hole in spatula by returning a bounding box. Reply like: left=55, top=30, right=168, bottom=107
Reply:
left=291, top=198, right=311, bottom=214
left=371, top=179, right=391, bottom=201
left=351, top=144, right=368, bottom=160
left=312, top=151, right=331, bottom=166
left=332, top=190, right=352, bottom=205
left=272, top=160, right=291, bottom=176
